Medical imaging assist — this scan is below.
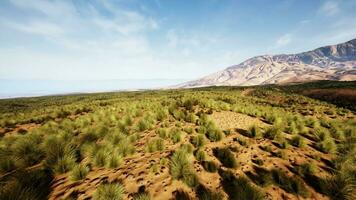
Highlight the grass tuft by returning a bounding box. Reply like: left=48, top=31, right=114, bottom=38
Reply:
left=93, top=183, right=125, bottom=200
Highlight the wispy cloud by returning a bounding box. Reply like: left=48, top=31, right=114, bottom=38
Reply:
left=275, top=33, right=292, bottom=47
left=319, top=1, right=339, bottom=16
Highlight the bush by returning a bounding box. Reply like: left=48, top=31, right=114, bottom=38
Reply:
left=54, top=154, right=76, bottom=174
left=137, top=119, right=152, bottom=132
left=190, top=135, right=206, bottom=148
left=92, top=148, right=109, bottom=167
left=42, top=136, right=76, bottom=173
left=180, top=143, right=194, bottom=154
left=274, top=134, right=289, bottom=149
left=107, top=154, right=123, bottom=168
left=170, top=128, right=182, bottom=144
left=70, top=164, right=89, bottom=181
left=316, top=138, right=337, bottom=153
left=156, top=108, right=168, bottom=121
left=295, top=162, right=317, bottom=176
left=93, top=183, right=125, bottom=200
left=196, top=184, right=224, bottom=200
left=219, top=170, right=264, bottom=200
left=205, top=124, right=224, bottom=142
left=195, top=149, right=207, bottom=161
left=246, top=125, right=261, bottom=138
left=271, top=169, right=309, bottom=197
left=147, top=138, right=165, bottom=153
left=185, top=113, right=197, bottom=123
left=170, top=150, right=199, bottom=188
left=263, top=126, right=281, bottom=140
left=290, top=135, right=306, bottom=148
left=183, top=127, right=194, bottom=134
left=213, top=148, right=237, bottom=168
left=12, top=134, right=44, bottom=167
left=157, top=128, right=168, bottom=139
left=133, top=192, right=151, bottom=200
left=202, top=161, right=218, bottom=173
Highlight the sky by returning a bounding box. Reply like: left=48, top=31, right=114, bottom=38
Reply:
left=1, top=0, right=356, bottom=81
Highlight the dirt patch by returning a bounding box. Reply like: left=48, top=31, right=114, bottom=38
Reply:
left=210, top=111, right=267, bottom=131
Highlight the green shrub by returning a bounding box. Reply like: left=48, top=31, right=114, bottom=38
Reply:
left=137, top=119, right=152, bottom=132
left=70, top=164, right=89, bottom=181
left=93, top=183, right=125, bottom=200
left=183, top=127, right=194, bottom=134
left=180, top=143, right=194, bottom=154
left=157, top=128, right=169, bottom=139
left=147, top=138, right=165, bottom=153
left=191, top=135, right=206, bottom=148
left=274, top=134, right=289, bottom=149
left=12, top=134, right=44, bottom=167
left=115, top=138, right=135, bottom=157
left=290, top=135, right=306, bottom=148
left=170, top=150, right=199, bottom=188
left=185, top=113, right=197, bottom=123
left=196, top=184, right=224, bottom=200
left=205, top=124, right=224, bottom=142
left=246, top=125, right=261, bottom=138
left=202, top=161, right=218, bottom=172
left=271, top=169, right=310, bottom=197
left=285, top=122, right=298, bottom=134
left=92, top=148, right=109, bottom=167
left=156, top=108, right=168, bottom=121
left=295, top=162, right=317, bottom=176
left=316, top=138, right=337, bottom=153
left=213, top=148, right=237, bottom=168
left=195, top=149, right=207, bottom=161
left=123, top=115, right=133, bottom=126
left=107, top=154, right=123, bottom=168
left=133, top=192, right=151, bottom=200
left=42, top=136, right=76, bottom=173
left=219, top=170, right=264, bottom=200
left=54, top=154, right=76, bottom=174
left=170, top=128, right=182, bottom=144
left=263, top=126, right=281, bottom=140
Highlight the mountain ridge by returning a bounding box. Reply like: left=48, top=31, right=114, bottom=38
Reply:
left=178, top=38, right=356, bottom=87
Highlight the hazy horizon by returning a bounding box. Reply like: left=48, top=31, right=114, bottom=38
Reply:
left=0, top=79, right=189, bottom=99
left=1, top=0, right=356, bottom=97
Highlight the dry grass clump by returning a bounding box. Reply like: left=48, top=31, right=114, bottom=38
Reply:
left=42, top=135, right=76, bottom=173
left=213, top=147, right=237, bottom=168
left=290, top=135, right=306, bottom=148
left=190, top=134, right=206, bottom=148
left=263, top=126, right=282, bottom=140
left=93, top=183, right=125, bottom=200
left=219, top=169, right=264, bottom=200
left=70, top=164, right=90, bottom=181
left=194, top=149, right=207, bottom=161
left=170, top=149, right=199, bottom=188
left=246, top=125, right=261, bottom=138
left=169, top=128, right=182, bottom=144
left=146, top=138, right=164, bottom=152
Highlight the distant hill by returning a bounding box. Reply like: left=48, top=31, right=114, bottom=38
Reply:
left=178, top=38, right=356, bottom=87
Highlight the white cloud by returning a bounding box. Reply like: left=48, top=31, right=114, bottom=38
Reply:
left=319, top=1, right=339, bottom=16
left=276, top=33, right=292, bottom=47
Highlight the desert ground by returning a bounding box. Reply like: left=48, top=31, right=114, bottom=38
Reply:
left=0, top=81, right=355, bottom=200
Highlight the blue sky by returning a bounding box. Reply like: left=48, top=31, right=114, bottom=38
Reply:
left=1, top=0, right=356, bottom=81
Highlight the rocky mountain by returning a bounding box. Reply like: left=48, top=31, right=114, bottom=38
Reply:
left=178, top=38, right=356, bottom=87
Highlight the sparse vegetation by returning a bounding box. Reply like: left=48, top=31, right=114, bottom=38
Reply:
left=0, top=81, right=354, bottom=199
left=213, top=147, right=237, bottom=168
left=93, top=183, right=125, bottom=200
left=170, top=149, right=199, bottom=187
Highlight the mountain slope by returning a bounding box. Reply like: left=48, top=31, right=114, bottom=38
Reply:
left=179, top=38, right=356, bottom=87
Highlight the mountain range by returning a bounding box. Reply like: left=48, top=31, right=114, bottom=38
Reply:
left=178, top=38, right=356, bottom=87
